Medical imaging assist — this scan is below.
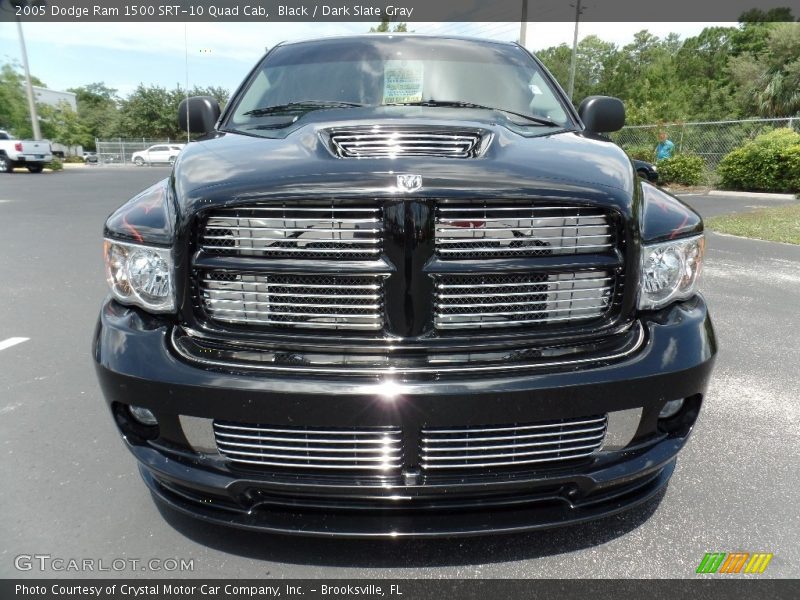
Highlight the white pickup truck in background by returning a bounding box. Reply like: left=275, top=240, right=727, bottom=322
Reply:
left=0, top=130, right=53, bottom=173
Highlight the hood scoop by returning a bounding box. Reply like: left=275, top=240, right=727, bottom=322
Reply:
left=325, top=126, right=490, bottom=159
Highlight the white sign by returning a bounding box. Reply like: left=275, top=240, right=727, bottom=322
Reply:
left=383, top=60, right=424, bottom=104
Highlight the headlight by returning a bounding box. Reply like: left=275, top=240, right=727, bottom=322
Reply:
left=104, top=239, right=175, bottom=313
left=639, top=235, right=704, bottom=310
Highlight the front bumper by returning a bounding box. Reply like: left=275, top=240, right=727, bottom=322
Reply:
left=93, top=297, right=716, bottom=537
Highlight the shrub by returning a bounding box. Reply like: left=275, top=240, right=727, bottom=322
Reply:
left=717, top=128, right=800, bottom=193
left=778, top=144, right=800, bottom=193
left=624, top=145, right=655, bottom=162
left=657, top=154, right=705, bottom=186
left=63, top=155, right=84, bottom=163
left=45, top=158, right=63, bottom=171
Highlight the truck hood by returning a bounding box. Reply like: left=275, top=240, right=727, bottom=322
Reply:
left=173, top=108, right=637, bottom=215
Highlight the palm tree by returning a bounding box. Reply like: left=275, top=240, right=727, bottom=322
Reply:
left=756, top=71, right=800, bottom=117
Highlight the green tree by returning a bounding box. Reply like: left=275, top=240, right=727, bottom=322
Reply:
left=674, top=27, right=739, bottom=120
left=118, top=84, right=230, bottom=139
left=601, top=31, right=690, bottom=123
left=118, top=84, right=177, bottom=138
left=0, top=64, right=30, bottom=135
left=191, top=85, right=230, bottom=107
left=729, top=23, right=800, bottom=117
left=68, top=83, right=121, bottom=145
left=0, top=62, right=49, bottom=137
left=537, top=36, right=618, bottom=106
left=369, top=17, right=408, bottom=32
left=38, top=100, right=91, bottom=148
left=534, top=15, right=800, bottom=123
left=733, top=8, right=796, bottom=55
left=535, top=44, right=571, bottom=86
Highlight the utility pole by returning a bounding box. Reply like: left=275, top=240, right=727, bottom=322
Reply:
left=13, top=3, right=42, bottom=140
left=184, top=23, right=190, bottom=143
left=567, top=0, right=583, bottom=101
left=519, top=0, right=528, bottom=47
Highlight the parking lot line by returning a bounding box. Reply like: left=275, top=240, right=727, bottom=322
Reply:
left=0, top=337, right=29, bottom=351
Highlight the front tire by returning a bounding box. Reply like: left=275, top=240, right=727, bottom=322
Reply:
left=133, top=157, right=145, bottom=167
left=0, top=155, right=14, bottom=173
left=27, top=164, right=44, bottom=173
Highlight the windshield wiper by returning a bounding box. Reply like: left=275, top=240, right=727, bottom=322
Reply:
left=243, top=100, right=366, bottom=117
left=383, top=100, right=564, bottom=128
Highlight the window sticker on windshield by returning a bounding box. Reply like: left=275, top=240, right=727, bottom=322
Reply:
left=383, top=60, right=424, bottom=104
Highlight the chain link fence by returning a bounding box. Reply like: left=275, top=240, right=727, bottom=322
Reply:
left=613, top=118, right=800, bottom=171
left=94, top=138, right=188, bottom=165
left=97, top=120, right=799, bottom=171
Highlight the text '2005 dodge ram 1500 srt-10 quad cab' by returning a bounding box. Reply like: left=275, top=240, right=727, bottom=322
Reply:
left=93, top=35, right=716, bottom=537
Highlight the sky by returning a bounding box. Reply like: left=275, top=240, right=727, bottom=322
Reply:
left=0, top=21, right=735, bottom=97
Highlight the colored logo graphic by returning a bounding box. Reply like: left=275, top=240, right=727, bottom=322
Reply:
left=697, top=552, right=773, bottom=574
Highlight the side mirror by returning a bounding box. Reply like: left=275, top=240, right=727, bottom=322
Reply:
left=578, top=96, right=625, bottom=133
left=178, top=96, right=221, bottom=134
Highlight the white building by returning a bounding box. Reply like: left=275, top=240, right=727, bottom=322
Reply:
left=32, top=86, right=77, bottom=111
left=32, top=86, right=81, bottom=156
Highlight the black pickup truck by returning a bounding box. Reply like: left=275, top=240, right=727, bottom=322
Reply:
left=94, top=35, right=716, bottom=537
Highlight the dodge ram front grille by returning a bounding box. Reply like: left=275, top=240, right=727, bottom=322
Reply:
left=420, top=415, right=607, bottom=470
left=213, top=422, right=403, bottom=471
left=434, top=271, right=615, bottom=330
left=201, top=203, right=382, bottom=259
left=328, top=127, right=487, bottom=158
left=435, top=202, right=613, bottom=258
left=199, top=271, right=386, bottom=330
left=190, top=198, right=625, bottom=342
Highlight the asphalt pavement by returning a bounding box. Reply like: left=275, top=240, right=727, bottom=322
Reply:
left=0, top=167, right=798, bottom=579
left=674, top=191, right=798, bottom=218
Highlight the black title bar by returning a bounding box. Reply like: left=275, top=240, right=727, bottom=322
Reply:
left=3, top=579, right=800, bottom=600
left=1, top=0, right=800, bottom=23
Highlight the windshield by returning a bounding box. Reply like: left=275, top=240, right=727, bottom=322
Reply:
left=226, top=36, right=572, bottom=133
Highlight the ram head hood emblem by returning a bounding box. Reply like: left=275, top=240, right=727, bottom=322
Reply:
left=396, top=174, right=422, bottom=192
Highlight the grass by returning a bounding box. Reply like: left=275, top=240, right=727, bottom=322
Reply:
left=706, top=204, right=800, bottom=245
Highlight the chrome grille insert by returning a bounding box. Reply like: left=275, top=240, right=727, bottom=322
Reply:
left=201, top=203, right=382, bottom=259
left=434, top=270, right=615, bottom=330
left=328, top=127, right=486, bottom=158
left=214, top=422, right=402, bottom=471
left=436, top=203, right=613, bottom=258
left=420, top=415, right=607, bottom=470
left=199, top=271, right=386, bottom=330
